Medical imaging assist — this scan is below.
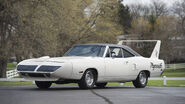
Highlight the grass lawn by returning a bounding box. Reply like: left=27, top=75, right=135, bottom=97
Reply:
left=0, top=80, right=185, bottom=87
left=0, top=81, right=33, bottom=85
left=7, top=63, right=16, bottom=71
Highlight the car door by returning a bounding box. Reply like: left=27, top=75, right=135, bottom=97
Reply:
left=104, top=47, right=131, bottom=81
left=121, top=48, right=139, bottom=80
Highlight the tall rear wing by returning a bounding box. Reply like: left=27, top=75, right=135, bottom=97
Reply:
left=118, top=40, right=161, bottom=59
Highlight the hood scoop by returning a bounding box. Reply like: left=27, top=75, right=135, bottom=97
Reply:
left=39, top=56, right=50, bottom=59
left=32, top=56, right=51, bottom=62
left=46, top=58, right=66, bottom=63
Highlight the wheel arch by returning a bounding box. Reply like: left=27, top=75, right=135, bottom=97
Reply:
left=83, top=68, right=98, bottom=80
left=141, top=70, right=150, bottom=77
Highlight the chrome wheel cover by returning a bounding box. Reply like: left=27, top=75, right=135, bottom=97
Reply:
left=139, top=72, right=147, bottom=85
left=85, top=71, right=94, bottom=86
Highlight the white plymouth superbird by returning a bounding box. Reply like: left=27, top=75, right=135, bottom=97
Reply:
left=17, top=40, right=165, bottom=89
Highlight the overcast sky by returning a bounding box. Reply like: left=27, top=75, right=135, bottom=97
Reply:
left=123, top=0, right=182, bottom=7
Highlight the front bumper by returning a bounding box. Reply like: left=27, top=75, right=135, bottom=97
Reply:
left=16, top=61, right=74, bottom=81
left=18, top=72, right=59, bottom=81
left=17, top=64, right=62, bottom=80
left=19, top=72, right=51, bottom=78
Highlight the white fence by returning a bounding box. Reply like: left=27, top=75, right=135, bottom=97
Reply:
left=165, top=63, right=185, bottom=70
left=6, top=69, right=19, bottom=78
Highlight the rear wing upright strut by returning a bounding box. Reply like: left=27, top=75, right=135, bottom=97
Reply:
left=118, top=40, right=161, bottom=59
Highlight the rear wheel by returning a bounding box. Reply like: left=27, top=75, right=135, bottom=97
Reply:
left=96, top=83, right=107, bottom=88
left=132, top=71, right=148, bottom=88
left=78, top=70, right=96, bottom=89
left=35, top=81, right=52, bottom=89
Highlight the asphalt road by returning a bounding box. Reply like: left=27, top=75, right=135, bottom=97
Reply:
left=0, top=85, right=185, bottom=104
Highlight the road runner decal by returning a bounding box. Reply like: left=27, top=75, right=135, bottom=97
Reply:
left=150, top=62, right=162, bottom=70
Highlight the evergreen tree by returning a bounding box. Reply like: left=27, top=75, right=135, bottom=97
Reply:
left=118, top=0, right=132, bottom=34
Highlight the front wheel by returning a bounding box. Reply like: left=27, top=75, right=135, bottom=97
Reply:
left=132, top=71, right=148, bottom=88
left=35, top=81, right=52, bottom=89
left=78, top=70, right=96, bottom=89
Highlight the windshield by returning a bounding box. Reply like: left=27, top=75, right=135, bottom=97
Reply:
left=64, top=45, right=106, bottom=57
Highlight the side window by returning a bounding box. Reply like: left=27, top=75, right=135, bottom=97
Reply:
left=109, top=47, right=123, bottom=58
left=122, top=48, right=135, bottom=58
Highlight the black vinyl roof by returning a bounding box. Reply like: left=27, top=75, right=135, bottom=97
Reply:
left=77, top=43, right=141, bottom=56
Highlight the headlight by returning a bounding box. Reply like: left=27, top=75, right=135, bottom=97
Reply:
left=37, top=65, right=61, bottom=72
left=17, top=65, right=38, bottom=71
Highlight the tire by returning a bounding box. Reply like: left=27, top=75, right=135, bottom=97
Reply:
left=78, top=70, right=96, bottom=89
left=132, top=71, right=148, bottom=88
left=35, top=81, right=52, bottom=89
left=96, top=83, right=107, bottom=88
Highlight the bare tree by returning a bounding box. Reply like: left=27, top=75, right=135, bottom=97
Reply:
left=129, top=4, right=151, bottom=19
left=129, top=0, right=168, bottom=20
left=150, top=0, right=168, bottom=18
left=0, top=0, right=124, bottom=77
left=173, top=0, right=185, bottom=35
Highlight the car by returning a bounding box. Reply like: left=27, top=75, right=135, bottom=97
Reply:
left=16, top=40, right=165, bottom=89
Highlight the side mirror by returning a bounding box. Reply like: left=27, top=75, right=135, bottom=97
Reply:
left=111, top=52, right=116, bottom=57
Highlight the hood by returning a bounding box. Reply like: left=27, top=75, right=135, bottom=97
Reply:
left=19, top=56, right=93, bottom=65
left=46, top=56, right=89, bottom=63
